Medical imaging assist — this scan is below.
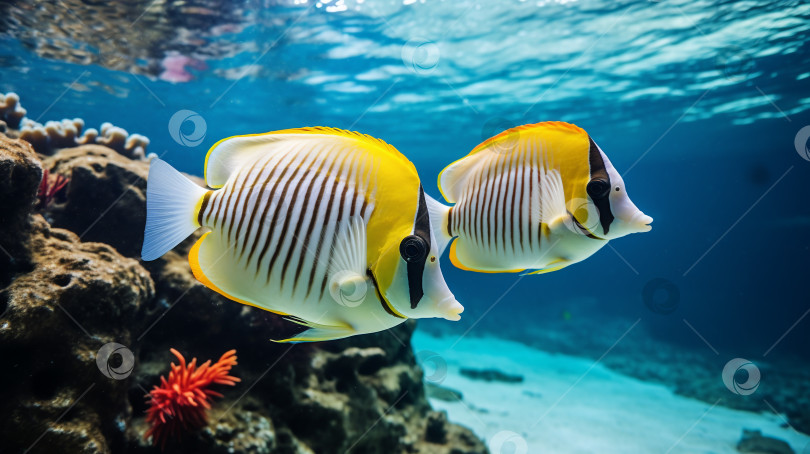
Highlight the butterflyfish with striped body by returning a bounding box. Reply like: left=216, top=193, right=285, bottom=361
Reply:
left=427, top=121, right=652, bottom=275
left=140, top=127, right=463, bottom=342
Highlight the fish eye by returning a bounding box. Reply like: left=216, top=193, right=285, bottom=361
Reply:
left=586, top=178, right=610, bottom=199
left=615, top=187, right=620, bottom=192
left=430, top=256, right=436, bottom=263
left=400, top=235, right=428, bottom=263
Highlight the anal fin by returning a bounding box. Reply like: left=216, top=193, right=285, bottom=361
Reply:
left=273, top=317, right=357, bottom=343
left=521, top=259, right=570, bottom=275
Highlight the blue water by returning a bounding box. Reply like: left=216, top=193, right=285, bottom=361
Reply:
left=3, top=0, right=809, bottom=373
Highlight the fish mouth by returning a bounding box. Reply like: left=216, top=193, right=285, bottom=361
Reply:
left=632, top=212, right=653, bottom=232
left=437, top=296, right=463, bottom=321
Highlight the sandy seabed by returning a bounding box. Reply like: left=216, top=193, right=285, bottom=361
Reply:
left=412, top=332, right=810, bottom=454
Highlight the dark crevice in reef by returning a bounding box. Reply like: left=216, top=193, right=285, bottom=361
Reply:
left=0, top=96, right=488, bottom=454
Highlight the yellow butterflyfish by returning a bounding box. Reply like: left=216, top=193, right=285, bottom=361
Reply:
left=427, top=122, right=653, bottom=275
left=141, top=127, right=463, bottom=342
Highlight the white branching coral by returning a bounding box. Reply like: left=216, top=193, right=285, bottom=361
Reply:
left=4, top=92, right=150, bottom=159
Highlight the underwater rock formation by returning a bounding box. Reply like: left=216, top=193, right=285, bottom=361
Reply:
left=0, top=131, right=155, bottom=453
left=0, top=131, right=41, bottom=279
left=0, top=129, right=487, bottom=453
left=43, top=144, right=152, bottom=257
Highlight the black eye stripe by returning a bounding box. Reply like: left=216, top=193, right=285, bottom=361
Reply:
left=587, top=136, right=615, bottom=235
left=403, top=186, right=430, bottom=310
left=413, top=185, right=431, bottom=243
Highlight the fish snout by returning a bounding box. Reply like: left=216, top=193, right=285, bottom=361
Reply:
left=437, top=295, right=464, bottom=321
left=631, top=211, right=653, bottom=233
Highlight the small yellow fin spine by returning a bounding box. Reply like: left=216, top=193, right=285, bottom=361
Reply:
left=188, top=232, right=290, bottom=317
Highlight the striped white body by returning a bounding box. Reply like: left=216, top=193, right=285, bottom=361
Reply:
left=195, top=141, right=404, bottom=334
left=446, top=139, right=606, bottom=273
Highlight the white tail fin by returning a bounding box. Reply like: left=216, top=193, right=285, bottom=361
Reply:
left=426, top=193, right=453, bottom=257
left=141, top=158, right=208, bottom=261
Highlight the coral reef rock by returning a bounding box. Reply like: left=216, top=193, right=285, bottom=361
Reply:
left=0, top=133, right=155, bottom=454
left=43, top=145, right=152, bottom=257
left=0, top=133, right=41, bottom=280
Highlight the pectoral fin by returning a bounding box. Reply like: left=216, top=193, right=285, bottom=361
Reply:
left=328, top=216, right=367, bottom=277
left=538, top=167, right=568, bottom=226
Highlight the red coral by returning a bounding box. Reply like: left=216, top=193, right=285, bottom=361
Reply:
left=36, top=168, right=69, bottom=209
left=145, top=348, right=240, bottom=449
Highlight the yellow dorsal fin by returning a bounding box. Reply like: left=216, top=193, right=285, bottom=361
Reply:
left=437, top=121, right=587, bottom=203
left=204, top=126, right=409, bottom=188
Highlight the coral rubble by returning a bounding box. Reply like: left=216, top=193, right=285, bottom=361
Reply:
left=0, top=112, right=486, bottom=453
